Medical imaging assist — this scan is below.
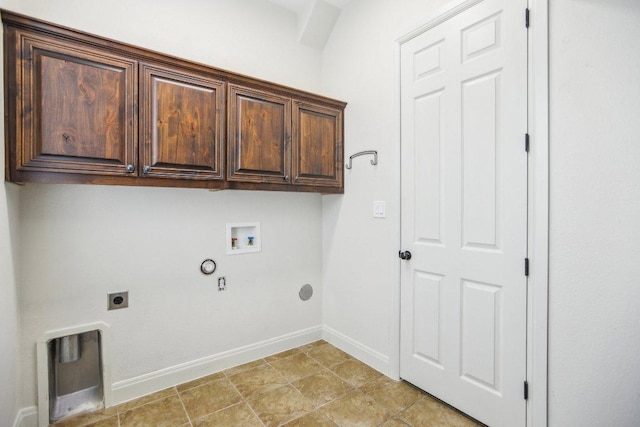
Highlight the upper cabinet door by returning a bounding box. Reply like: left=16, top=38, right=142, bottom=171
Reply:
left=227, top=84, right=292, bottom=184
left=292, top=102, right=343, bottom=188
left=16, top=33, right=137, bottom=175
left=140, top=64, right=225, bottom=180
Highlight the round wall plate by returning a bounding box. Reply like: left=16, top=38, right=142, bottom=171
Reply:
left=299, top=284, right=313, bottom=301
left=201, top=259, right=217, bottom=275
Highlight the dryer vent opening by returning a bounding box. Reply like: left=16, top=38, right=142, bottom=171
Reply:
left=48, top=330, right=104, bottom=423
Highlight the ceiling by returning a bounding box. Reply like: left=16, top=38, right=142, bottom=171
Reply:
left=266, top=0, right=350, bottom=15
left=265, top=0, right=350, bottom=48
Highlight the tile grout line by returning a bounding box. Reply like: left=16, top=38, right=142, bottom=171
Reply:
left=224, top=362, right=267, bottom=427
left=243, top=347, right=344, bottom=426
left=115, top=389, right=174, bottom=418
left=174, top=386, right=194, bottom=427
left=56, top=341, right=456, bottom=427
left=267, top=346, right=357, bottom=426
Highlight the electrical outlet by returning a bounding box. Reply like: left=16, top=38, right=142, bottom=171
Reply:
left=108, top=291, right=129, bottom=310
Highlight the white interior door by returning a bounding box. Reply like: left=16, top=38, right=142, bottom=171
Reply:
left=400, top=0, right=528, bottom=426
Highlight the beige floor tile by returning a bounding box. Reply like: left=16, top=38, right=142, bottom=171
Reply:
left=292, top=369, right=352, bottom=407
left=282, top=410, right=337, bottom=426
left=265, top=348, right=302, bottom=362
left=50, top=344, right=479, bottom=427
left=307, top=344, right=351, bottom=368
left=298, top=340, right=328, bottom=354
left=179, top=377, right=242, bottom=420
left=269, top=352, right=324, bottom=382
left=88, top=417, right=119, bottom=427
left=52, top=407, right=118, bottom=427
left=175, top=371, right=225, bottom=393
left=398, top=396, right=479, bottom=427
left=331, top=358, right=383, bottom=388
left=229, top=363, right=288, bottom=399
left=247, top=384, right=315, bottom=427
left=223, top=358, right=266, bottom=376
left=320, top=389, right=391, bottom=427
left=360, top=377, right=423, bottom=414
left=116, top=387, right=177, bottom=413
left=119, top=395, right=188, bottom=427
left=381, top=418, right=411, bottom=427
left=191, top=402, right=262, bottom=427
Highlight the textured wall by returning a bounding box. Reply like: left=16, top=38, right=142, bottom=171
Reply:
left=321, top=0, right=450, bottom=374
left=548, top=0, right=640, bottom=424
left=0, top=0, right=21, bottom=423
left=323, top=0, right=640, bottom=425
left=9, top=0, right=326, bottom=410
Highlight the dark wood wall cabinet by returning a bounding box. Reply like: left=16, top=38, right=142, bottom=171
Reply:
left=2, top=10, right=346, bottom=193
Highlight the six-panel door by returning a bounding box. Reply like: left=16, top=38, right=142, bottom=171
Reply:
left=140, top=64, right=225, bottom=180
left=399, top=0, right=528, bottom=425
left=17, top=32, right=137, bottom=175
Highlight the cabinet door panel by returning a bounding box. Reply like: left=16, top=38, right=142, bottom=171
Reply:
left=292, top=102, right=343, bottom=188
left=140, top=65, right=224, bottom=180
left=228, top=85, right=291, bottom=184
left=19, top=34, right=137, bottom=175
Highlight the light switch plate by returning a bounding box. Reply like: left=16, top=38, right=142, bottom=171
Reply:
left=373, top=201, right=386, bottom=218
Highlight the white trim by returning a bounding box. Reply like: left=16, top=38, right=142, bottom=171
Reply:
left=13, top=406, right=37, bottom=427
left=111, top=325, right=322, bottom=405
left=527, top=0, right=549, bottom=426
left=322, top=326, right=389, bottom=374
left=388, top=23, right=403, bottom=382
left=36, top=322, right=112, bottom=427
left=393, top=0, right=549, bottom=426
left=397, top=0, right=484, bottom=44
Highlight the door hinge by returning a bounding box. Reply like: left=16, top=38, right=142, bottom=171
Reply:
left=524, top=380, right=529, bottom=400
left=524, top=258, right=530, bottom=276
left=525, top=8, right=530, bottom=28
left=525, top=133, right=530, bottom=152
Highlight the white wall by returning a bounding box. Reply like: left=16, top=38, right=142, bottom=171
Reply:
left=7, top=0, right=640, bottom=424
left=8, top=0, right=327, bottom=411
left=323, top=0, right=640, bottom=426
left=0, top=181, right=20, bottom=424
left=548, top=0, right=640, bottom=425
left=321, top=0, right=448, bottom=374
left=0, top=182, right=20, bottom=425
left=0, top=0, right=21, bottom=424
left=14, top=0, right=322, bottom=91
left=19, top=186, right=323, bottom=406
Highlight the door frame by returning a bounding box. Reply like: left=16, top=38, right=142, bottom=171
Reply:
left=391, top=0, right=549, bottom=426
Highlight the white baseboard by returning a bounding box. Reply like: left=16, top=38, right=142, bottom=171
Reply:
left=111, top=325, right=322, bottom=405
left=322, top=326, right=390, bottom=375
left=13, top=406, right=37, bottom=427
left=18, top=324, right=393, bottom=422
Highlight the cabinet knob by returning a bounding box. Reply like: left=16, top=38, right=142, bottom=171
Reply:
left=284, top=175, right=290, bottom=182
left=125, top=164, right=134, bottom=173
left=143, top=166, right=151, bottom=174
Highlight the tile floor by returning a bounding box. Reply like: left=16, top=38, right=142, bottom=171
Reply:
left=53, top=340, right=481, bottom=427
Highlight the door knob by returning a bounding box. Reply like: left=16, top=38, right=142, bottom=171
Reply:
left=399, top=250, right=412, bottom=260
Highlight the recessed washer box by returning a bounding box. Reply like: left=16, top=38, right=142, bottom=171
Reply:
left=226, top=222, right=261, bottom=255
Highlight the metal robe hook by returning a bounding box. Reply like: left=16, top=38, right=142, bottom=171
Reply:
left=346, top=150, right=378, bottom=169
